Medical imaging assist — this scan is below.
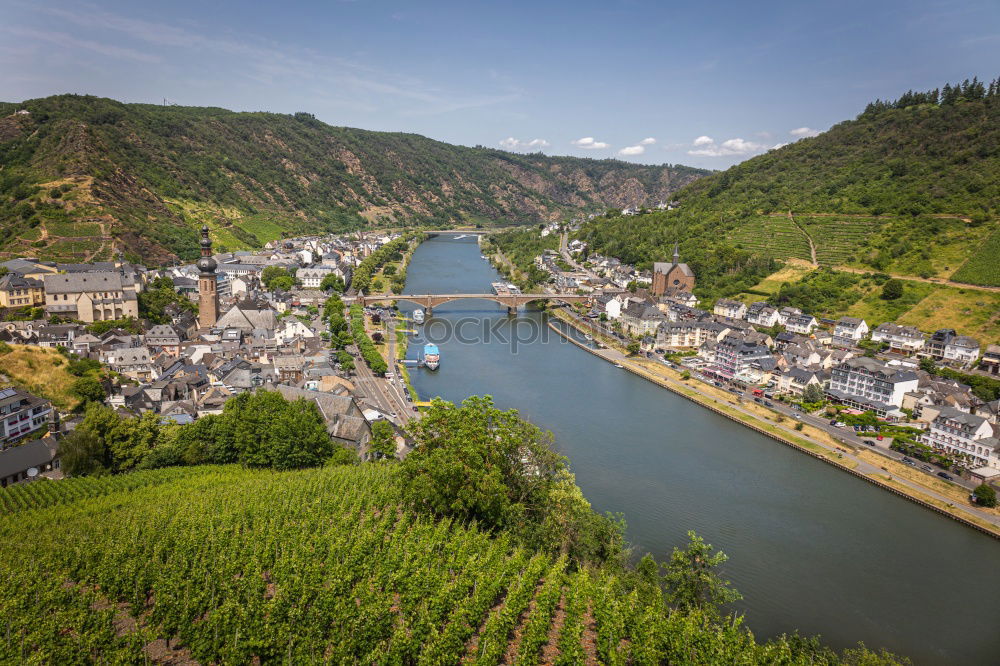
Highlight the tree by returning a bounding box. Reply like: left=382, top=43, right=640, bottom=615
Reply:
left=59, top=427, right=108, bottom=477
left=369, top=420, right=396, bottom=459
left=400, top=396, right=563, bottom=533
left=680, top=370, right=691, bottom=380
left=802, top=383, right=825, bottom=403
left=71, top=376, right=105, bottom=405
left=662, top=531, right=742, bottom=614
left=880, top=278, right=904, bottom=300
left=626, top=341, right=641, bottom=356
left=319, top=273, right=345, bottom=293
left=973, top=483, right=997, bottom=507
left=262, top=266, right=295, bottom=291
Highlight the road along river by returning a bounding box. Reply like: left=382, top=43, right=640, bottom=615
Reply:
left=399, top=234, right=999, bottom=664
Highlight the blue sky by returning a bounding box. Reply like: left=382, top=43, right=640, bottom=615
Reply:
left=2, top=0, right=998, bottom=168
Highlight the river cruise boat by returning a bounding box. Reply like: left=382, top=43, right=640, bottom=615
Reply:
left=424, top=343, right=440, bottom=370
left=412, top=308, right=425, bottom=324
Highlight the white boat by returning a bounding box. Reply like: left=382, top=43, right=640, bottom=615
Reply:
left=614, top=363, right=624, bottom=369
left=412, top=309, right=425, bottom=324
left=584, top=334, right=594, bottom=341
left=424, top=343, right=440, bottom=370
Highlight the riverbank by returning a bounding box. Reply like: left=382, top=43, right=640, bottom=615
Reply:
left=547, top=313, right=1000, bottom=539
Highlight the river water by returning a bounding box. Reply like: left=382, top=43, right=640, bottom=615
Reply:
left=401, top=234, right=999, bottom=663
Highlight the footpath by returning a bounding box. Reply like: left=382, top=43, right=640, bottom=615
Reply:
left=546, top=311, right=1000, bottom=539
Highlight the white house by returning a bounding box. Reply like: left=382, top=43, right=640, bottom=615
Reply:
left=871, top=323, right=924, bottom=354
left=827, top=357, right=919, bottom=416
left=746, top=302, right=780, bottom=327
left=945, top=336, right=981, bottom=367
left=275, top=319, right=316, bottom=345
left=923, top=407, right=999, bottom=470
left=777, top=307, right=802, bottom=326
left=298, top=267, right=335, bottom=289
left=832, top=317, right=868, bottom=346
left=713, top=299, right=747, bottom=320
left=785, top=313, right=819, bottom=335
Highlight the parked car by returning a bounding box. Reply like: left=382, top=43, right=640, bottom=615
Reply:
left=921, top=464, right=933, bottom=472
left=877, top=434, right=884, bottom=441
left=764, top=401, right=774, bottom=407
left=829, top=419, right=838, bottom=426
left=937, top=472, right=952, bottom=480
left=835, top=421, right=847, bottom=428
left=863, top=439, right=875, bottom=446
left=754, top=397, right=762, bottom=404
left=902, top=458, right=915, bottom=466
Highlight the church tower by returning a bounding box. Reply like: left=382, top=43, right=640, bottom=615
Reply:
left=197, top=225, right=219, bottom=328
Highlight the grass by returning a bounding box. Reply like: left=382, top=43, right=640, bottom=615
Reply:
left=873, top=475, right=1000, bottom=535
left=951, top=226, right=1000, bottom=286
left=741, top=260, right=814, bottom=299
left=843, top=280, right=935, bottom=325
left=0, top=345, right=83, bottom=410
left=896, top=287, right=1000, bottom=342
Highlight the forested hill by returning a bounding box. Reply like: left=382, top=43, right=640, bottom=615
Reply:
left=577, top=78, right=1000, bottom=293
left=0, top=94, right=708, bottom=264
left=676, top=77, right=1000, bottom=218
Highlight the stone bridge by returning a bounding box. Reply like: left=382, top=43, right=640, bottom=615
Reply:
left=349, top=292, right=590, bottom=315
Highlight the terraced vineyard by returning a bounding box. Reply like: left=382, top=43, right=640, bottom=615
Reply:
left=0, top=465, right=887, bottom=664
left=729, top=216, right=812, bottom=262
left=797, top=216, right=882, bottom=266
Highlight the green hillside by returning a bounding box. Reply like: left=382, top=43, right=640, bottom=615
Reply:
left=577, top=78, right=1000, bottom=291
left=0, top=95, right=707, bottom=265
left=0, top=464, right=900, bottom=664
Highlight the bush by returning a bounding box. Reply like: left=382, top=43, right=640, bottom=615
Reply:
left=973, top=484, right=997, bottom=507
left=880, top=278, right=904, bottom=300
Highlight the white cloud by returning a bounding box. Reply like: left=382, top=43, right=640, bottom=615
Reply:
left=618, top=145, right=645, bottom=156
left=572, top=137, right=610, bottom=150
left=639, top=137, right=656, bottom=145
left=687, top=136, right=769, bottom=157
left=498, top=137, right=550, bottom=151
left=790, top=127, right=821, bottom=138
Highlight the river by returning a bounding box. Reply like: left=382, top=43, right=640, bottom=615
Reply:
left=401, top=233, right=999, bottom=664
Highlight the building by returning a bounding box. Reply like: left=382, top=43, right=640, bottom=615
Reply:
left=712, top=334, right=774, bottom=380
left=298, top=266, right=334, bottom=289
left=832, top=317, right=868, bottom=347
left=778, top=367, right=824, bottom=396
left=746, top=302, right=779, bottom=328
left=145, top=324, right=182, bottom=357
left=0, top=436, right=60, bottom=487
left=43, top=271, right=139, bottom=322
left=827, top=357, right=919, bottom=416
left=198, top=226, right=219, bottom=328
left=871, top=323, right=924, bottom=354
left=620, top=302, right=665, bottom=337
left=948, top=336, right=980, bottom=366
left=785, top=313, right=819, bottom=335
left=982, top=345, right=1000, bottom=376
left=651, top=244, right=695, bottom=296
left=0, top=387, right=52, bottom=448
left=713, top=299, right=746, bottom=320
left=656, top=321, right=727, bottom=349
left=923, top=407, right=999, bottom=470
left=0, top=274, right=45, bottom=309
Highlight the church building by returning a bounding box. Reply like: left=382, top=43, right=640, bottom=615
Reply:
left=198, top=226, right=219, bottom=328
left=651, top=244, right=695, bottom=296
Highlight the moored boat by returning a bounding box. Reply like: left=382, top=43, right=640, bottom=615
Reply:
left=412, top=309, right=425, bottom=324
left=424, top=343, right=440, bottom=370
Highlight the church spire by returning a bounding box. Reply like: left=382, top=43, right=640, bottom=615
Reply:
left=672, top=243, right=680, bottom=264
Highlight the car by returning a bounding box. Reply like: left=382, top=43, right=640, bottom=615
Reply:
left=829, top=419, right=838, bottom=426
left=754, top=397, right=762, bottom=404
left=764, top=401, right=774, bottom=407
left=835, top=421, right=847, bottom=428
left=877, top=434, right=884, bottom=441
left=937, top=472, right=952, bottom=480
left=863, top=439, right=875, bottom=446
left=921, top=464, right=933, bottom=472
left=902, top=458, right=915, bottom=466
left=384, top=372, right=394, bottom=379
left=389, top=412, right=397, bottom=418
left=729, top=388, right=742, bottom=395
left=792, top=414, right=801, bottom=420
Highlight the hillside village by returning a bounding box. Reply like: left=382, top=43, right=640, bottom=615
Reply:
left=0, top=230, right=414, bottom=486
left=525, top=227, right=1000, bottom=485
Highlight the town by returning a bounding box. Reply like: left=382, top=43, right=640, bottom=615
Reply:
left=0, top=227, right=424, bottom=486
